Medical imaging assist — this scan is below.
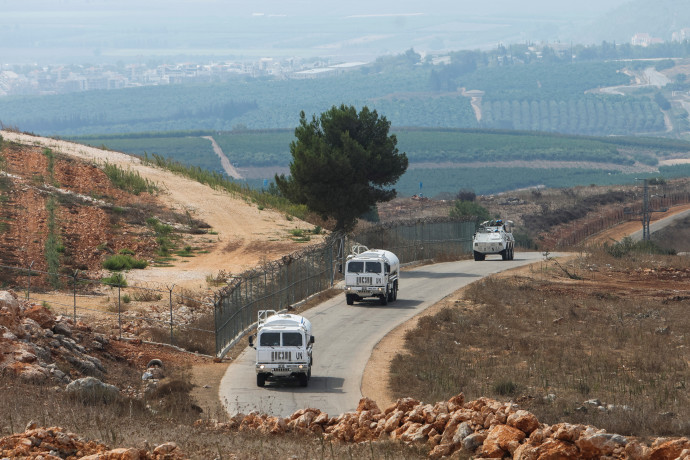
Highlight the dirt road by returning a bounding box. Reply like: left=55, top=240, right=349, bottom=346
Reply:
left=202, top=135, right=243, bottom=179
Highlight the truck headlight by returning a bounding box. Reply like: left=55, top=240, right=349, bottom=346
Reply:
left=259, top=365, right=265, bottom=370
left=298, top=365, right=304, bottom=369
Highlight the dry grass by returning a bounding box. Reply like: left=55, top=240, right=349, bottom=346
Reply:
left=0, top=370, right=428, bottom=459
left=390, top=247, right=690, bottom=438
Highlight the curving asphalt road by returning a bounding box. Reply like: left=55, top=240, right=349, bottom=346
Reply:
left=219, top=251, right=557, bottom=417
left=628, top=208, right=690, bottom=242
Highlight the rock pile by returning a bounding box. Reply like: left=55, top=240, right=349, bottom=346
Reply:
left=200, top=395, right=690, bottom=459
left=0, top=290, right=108, bottom=384
left=0, top=424, right=184, bottom=459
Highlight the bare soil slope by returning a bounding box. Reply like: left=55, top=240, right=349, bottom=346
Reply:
left=0, top=131, right=323, bottom=289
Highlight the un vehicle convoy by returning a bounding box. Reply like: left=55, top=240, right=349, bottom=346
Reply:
left=248, top=310, right=314, bottom=387
left=344, top=246, right=399, bottom=305
left=473, top=219, right=515, bottom=261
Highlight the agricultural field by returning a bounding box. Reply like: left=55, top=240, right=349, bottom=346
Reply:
left=3, top=54, right=686, bottom=138
left=70, top=128, right=690, bottom=198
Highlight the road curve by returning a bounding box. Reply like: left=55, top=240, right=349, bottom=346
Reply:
left=219, top=251, right=554, bottom=417
left=629, top=208, right=690, bottom=242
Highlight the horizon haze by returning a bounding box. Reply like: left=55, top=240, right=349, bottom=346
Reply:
left=1, top=0, right=634, bottom=65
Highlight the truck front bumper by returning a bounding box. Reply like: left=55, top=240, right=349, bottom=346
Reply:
left=256, top=363, right=309, bottom=376
left=345, top=286, right=386, bottom=297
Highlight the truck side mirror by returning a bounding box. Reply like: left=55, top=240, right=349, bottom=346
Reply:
left=310, top=336, right=315, bottom=344
left=248, top=336, right=254, bottom=347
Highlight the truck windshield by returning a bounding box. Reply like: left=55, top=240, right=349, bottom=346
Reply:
left=365, top=262, right=382, bottom=273
left=283, top=332, right=303, bottom=347
left=347, top=261, right=364, bottom=273
left=259, top=332, right=280, bottom=347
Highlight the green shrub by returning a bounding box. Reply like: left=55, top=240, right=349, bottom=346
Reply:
left=450, top=200, right=492, bottom=227
left=118, top=248, right=135, bottom=255
left=101, top=272, right=127, bottom=287
left=102, top=254, right=148, bottom=271
left=493, top=379, right=518, bottom=396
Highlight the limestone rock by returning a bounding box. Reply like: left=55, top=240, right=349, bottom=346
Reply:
left=507, top=409, right=540, bottom=435
left=576, top=432, right=628, bottom=458
left=480, top=424, right=526, bottom=457
left=66, top=376, right=119, bottom=404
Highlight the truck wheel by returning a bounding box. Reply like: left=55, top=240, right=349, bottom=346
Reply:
left=501, top=249, right=508, bottom=260
left=346, top=294, right=354, bottom=305
left=380, top=292, right=388, bottom=306
left=298, top=373, right=308, bottom=387
left=392, top=283, right=398, bottom=301
left=257, top=373, right=266, bottom=387
left=474, top=251, right=485, bottom=261
left=510, top=247, right=515, bottom=260
left=387, top=287, right=394, bottom=302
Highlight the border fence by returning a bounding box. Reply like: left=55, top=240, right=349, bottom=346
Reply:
left=0, top=263, right=216, bottom=354
left=214, top=217, right=475, bottom=358
left=553, top=184, right=690, bottom=248
left=5, top=183, right=690, bottom=357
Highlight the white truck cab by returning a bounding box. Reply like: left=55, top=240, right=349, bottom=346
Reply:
left=249, top=310, right=314, bottom=387
left=344, top=246, right=400, bottom=306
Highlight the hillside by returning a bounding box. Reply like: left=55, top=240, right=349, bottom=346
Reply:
left=2, top=131, right=690, bottom=458
left=0, top=130, right=323, bottom=290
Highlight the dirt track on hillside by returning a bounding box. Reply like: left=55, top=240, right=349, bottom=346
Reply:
left=0, top=131, right=322, bottom=289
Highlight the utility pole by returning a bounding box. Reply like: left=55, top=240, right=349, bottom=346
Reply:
left=624, top=178, right=668, bottom=241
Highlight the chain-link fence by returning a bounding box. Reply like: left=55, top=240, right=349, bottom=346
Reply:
left=554, top=185, right=690, bottom=248
left=214, top=234, right=342, bottom=358
left=352, top=217, right=475, bottom=264
left=214, top=217, right=476, bottom=358
left=0, top=263, right=215, bottom=354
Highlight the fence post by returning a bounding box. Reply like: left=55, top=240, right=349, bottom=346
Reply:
left=26, top=261, right=34, bottom=300
left=168, top=284, right=175, bottom=346
left=213, top=293, right=219, bottom=356
left=72, top=270, right=78, bottom=324
left=118, top=284, right=122, bottom=339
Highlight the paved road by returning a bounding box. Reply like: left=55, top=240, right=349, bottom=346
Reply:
left=629, top=208, right=690, bottom=241
left=219, top=251, right=555, bottom=417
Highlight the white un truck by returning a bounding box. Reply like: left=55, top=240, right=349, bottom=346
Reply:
left=472, top=219, right=515, bottom=261
left=248, top=310, right=314, bottom=387
left=344, top=246, right=399, bottom=306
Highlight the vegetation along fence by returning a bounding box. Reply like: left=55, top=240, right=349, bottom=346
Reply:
left=0, top=263, right=216, bottom=355
left=214, top=217, right=475, bottom=357
left=554, top=183, right=690, bottom=248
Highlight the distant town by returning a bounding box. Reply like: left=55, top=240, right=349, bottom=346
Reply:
left=0, top=57, right=367, bottom=97
left=1, top=28, right=689, bottom=98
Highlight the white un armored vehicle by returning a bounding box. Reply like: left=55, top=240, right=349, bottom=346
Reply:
left=344, top=246, right=399, bottom=306
left=248, top=310, right=314, bottom=387
left=472, top=219, right=515, bottom=261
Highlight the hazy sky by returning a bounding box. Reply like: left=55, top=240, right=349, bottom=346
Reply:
left=0, top=0, right=635, bottom=64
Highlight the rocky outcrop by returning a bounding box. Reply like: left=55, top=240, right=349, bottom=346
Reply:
left=0, top=425, right=184, bottom=459
left=66, top=376, right=121, bottom=404
left=199, top=395, right=690, bottom=459
left=0, top=290, right=110, bottom=384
